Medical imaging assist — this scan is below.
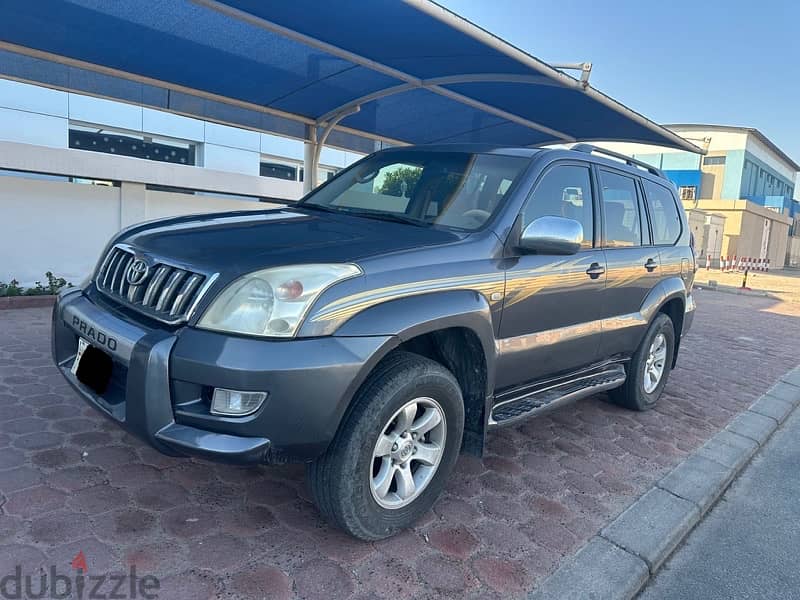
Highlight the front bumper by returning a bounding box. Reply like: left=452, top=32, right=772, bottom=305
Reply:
left=52, top=288, right=392, bottom=463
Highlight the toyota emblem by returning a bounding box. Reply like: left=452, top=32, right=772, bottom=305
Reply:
left=126, top=259, right=150, bottom=285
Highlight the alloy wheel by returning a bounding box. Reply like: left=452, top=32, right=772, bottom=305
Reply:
left=643, top=332, right=668, bottom=394
left=369, top=397, right=447, bottom=509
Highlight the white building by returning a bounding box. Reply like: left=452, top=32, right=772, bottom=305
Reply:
left=0, top=79, right=366, bottom=286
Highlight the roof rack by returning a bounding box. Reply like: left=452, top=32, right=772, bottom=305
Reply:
left=571, top=143, right=666, bottom=179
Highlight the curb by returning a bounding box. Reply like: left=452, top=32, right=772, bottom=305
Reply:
left=530, top=365, right=800, bottom=600
left=693, top=283, right=774, bottom=299
left=0, top=295, right=57, bottom=310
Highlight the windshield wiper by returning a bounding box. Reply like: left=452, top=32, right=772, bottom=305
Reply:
left=340, top=208, right=427, bottom=227
left=300, top=204, right=427, bottom=227
left=298, top=203, right=340, bottom=214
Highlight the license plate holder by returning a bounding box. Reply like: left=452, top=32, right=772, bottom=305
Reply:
left=72, top=337, right=113, bottom=395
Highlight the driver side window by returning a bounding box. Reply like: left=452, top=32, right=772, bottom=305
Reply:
left=521, top=165, right=594, bottom=248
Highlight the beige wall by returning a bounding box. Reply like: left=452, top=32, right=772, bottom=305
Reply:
left=0, top=177, right=281, bottom=286
left=684, top=199, right=790, bottom=268
left=787, top=237, right=800, bottom=268
left=699, top=153, right=727, bottom=199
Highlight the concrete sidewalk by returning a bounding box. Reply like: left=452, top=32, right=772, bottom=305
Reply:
left=639, top=394, right=800, bottom=599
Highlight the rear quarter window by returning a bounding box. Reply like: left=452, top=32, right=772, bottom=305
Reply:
left=643, top=180, right=682, bottom=245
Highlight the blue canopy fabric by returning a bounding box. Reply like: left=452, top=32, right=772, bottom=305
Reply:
left=0, top=0, right=702, bottom=154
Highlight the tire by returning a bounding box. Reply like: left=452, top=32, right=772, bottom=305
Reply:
left=307, top=351, right=464, bottom=540
left=609, top=312, right=675, bottom=411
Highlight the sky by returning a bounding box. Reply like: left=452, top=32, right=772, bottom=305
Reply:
left=439, top=0, right=800, bottom=169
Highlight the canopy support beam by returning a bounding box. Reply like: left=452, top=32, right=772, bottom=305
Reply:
left=551, top=62, right=593, bottom=87
left=192, top=0, right=577, bottom=144
left=190, top=0, right=703, bottom=154
left=304, top=105, right=362, bottom=192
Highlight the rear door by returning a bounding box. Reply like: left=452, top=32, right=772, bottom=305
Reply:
left=641, top=178, right=691, bottom=285
left=496, top=161, right=606, bottom=390
left=596, top=167, right=661, bottom=357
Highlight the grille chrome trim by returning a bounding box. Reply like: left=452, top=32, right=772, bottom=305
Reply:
left=143, top=266, right=170, bottom=307
left=156, top=270, right=187, bottom=312
left=170, top=274, right=203, bottom=317
left=95, top=244, right=217, bottom=325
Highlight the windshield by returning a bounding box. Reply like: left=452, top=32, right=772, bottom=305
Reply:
left=299, top=151, right=529, bottom=231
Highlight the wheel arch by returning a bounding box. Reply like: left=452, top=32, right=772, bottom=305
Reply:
left=641, top=277, right=687, bottom=368
left=331, top=290, right=497, bottom=457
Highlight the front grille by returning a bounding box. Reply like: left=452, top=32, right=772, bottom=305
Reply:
left=96, top=246, right=210, bottom=323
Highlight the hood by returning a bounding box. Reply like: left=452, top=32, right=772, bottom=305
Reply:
left=119, top=207, right=463, bottom=275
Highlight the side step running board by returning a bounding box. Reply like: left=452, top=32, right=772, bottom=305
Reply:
left=489, top=365, right=626, bottom=427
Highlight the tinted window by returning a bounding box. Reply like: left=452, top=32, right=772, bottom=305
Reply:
left=260, top=162, right=297, bottom=180
left=69, top=128, right=195, bottom=165
left=521, top=165, right=594, bottom=248
left=644, top=181, right=682, bottom=245
left=302, top=151, right=529, bottom=231
left=600, top=170, right=641, bottom=247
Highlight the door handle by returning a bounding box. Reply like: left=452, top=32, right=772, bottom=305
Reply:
left=644, top=258, right=658, bottom=272
left=586, top=263, right=605, bottom=279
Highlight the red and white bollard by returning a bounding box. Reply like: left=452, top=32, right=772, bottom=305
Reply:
left=705, top=253, right=711, bottom=270
left=720, top=256, right=727, bottom=271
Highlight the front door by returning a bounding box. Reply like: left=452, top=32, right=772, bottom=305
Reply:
left=596, top=168, right=662, bottom=357
left=496, top=162, right=606, bottom=391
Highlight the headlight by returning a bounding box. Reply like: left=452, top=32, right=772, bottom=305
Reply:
left=198, top=264, right=361, bottom=337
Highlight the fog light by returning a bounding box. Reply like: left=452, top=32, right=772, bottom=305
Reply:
left=210, top=388, right=267, bottom=416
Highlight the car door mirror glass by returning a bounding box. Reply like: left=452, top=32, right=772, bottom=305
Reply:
left=519, top=216, right=583, bottom=255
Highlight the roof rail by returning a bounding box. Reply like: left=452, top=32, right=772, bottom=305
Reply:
left=571, top=143, right=666, bottom=179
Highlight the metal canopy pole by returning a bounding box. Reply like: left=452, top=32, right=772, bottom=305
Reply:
left=303, top=124, right=317, bottom=195
left=303, top=106, right=362, bottom=193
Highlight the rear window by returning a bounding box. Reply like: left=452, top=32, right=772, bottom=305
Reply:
left=643, top=180, right=682, bottom=245
left=599, top=170, right=642, bottom=247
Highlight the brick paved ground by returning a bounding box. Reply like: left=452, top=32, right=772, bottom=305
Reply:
left=0, top=290, right=798, bottom=599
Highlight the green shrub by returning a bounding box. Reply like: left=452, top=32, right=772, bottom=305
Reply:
left=0, top=279, right=23, bottom=297
left=0, top=273, right=72, bottom=297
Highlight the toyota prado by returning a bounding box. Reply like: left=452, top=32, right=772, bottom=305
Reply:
left=52, top=143, right=695, bottom=540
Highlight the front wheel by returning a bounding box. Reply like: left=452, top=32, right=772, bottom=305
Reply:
left=307, top=351, right=464, bottom=540
left=609, top=312, right=675, bottom=411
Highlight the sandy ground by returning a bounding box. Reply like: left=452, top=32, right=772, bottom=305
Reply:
left=694, top=267, right=800, bottom=305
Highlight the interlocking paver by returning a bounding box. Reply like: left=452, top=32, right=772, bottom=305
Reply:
left=227, top=565, right=293, bottom=600
left=0, top=292, right=799, bottom=597
left=28, top=510, right=91, bottom=544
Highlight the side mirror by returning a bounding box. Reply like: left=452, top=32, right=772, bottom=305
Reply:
left=518, top=216, right=583, bottom=255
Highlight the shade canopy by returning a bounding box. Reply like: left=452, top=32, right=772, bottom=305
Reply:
left=0, top=0, right=702, bottom=155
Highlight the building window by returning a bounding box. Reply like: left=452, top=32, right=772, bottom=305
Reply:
left=298, top=167, right=338, bottom=183
left=703, top=156, right=726, bottom=166
left=260, top=162, right=297, bottom=181
left=678, top=186, right=696, bottom=201
left=68, top=126, right=195, bottom=165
